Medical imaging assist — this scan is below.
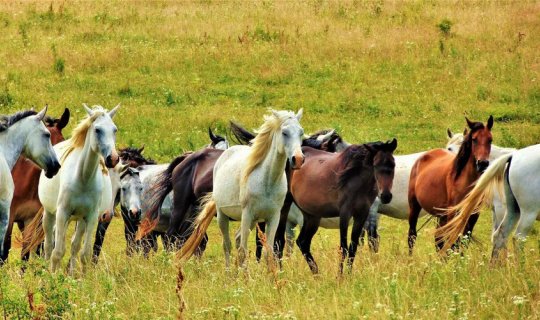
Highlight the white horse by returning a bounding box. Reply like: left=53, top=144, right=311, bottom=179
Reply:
left=0, top=107, right=61, bottom=258
left=439, top=143, right=540, bottom=259
left=178, top=109, right=304, bottom=268
left=37, top=104, right=119, bottom=273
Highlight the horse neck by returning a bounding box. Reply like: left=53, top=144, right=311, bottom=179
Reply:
left=0, top=124, right=29, bottom=170
left=259, top=134, right=287, bottom=184
left=458, top=150, right=480, bottom=184
left=76, top=133, right=102, bottom=183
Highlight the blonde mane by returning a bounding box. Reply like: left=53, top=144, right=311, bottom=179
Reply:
left=241, top=109, right=297, bottom=184
left=60, top=105, right=108, bottom=174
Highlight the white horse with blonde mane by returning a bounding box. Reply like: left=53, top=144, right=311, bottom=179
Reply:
left=0, top=107, right=61, bottom=259
left=36, top=104, right=119, bottom=273
left=178, top=109, right=304, bottom=268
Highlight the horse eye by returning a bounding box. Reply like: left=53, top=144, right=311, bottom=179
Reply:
left=44, top=132, right=51, bottom=139
left=95, top=128, right=102, bottom=135
left=282, top=132, right=288, bottom=137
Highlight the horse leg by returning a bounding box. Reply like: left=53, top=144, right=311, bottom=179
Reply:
left=408, top=196, right=421, bottom=255
left=274, top=195, right=293, bottom=261
left=435, top=216, right=448, bottom=251
left=365, top=199, right=381, bottom=253
left=512, top=210, right=538, bottom=254
left=492, top=169, right=521, bottom=261
left=92, top=220, right=111, bottom=263
left=255, top=222, right=265, bottom=262
left=51, top=209, right=70, bottom=273
left=80, top=215, right=99, bottom=273
left=296, top=214, right=321, bottom=274
left=217, top=210, right=232, bottom=269
left=69, top=221, right=86, bottom=275
left=238, top=208, right=255, bottom=269
left=0, top=200, right=9, bottom=260
left=121, top=210, right=137, bottom=256
left=1, top=218, right=14, bottom=263
left=43, top=209, right=55, bottom=260
left=285, top=221, right=296, bottom=257
left=491, top=188, right=506, bottom=234
left=338, top=213, right=350, bottom=274
left=348, top=208, right=369, bottom=270
left=463, top=213, right=479, bottom=241
left=264, top=213, right=280, bottom=269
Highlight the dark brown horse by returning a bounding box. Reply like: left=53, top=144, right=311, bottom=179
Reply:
left=291, top=140, right=397, bottom=273
left=2, top=108, right=70, bottom=262
left=407, top=116, right=493, bottom=253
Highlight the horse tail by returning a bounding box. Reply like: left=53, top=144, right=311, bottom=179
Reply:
left=21, top=207, right=45, bottom=256
left=229, top=121, right=255, bottom=146
left=437, top=153, right=513, bottom=251
left=176, top=193, right=216, bottom=262
left=136, top=152, right=192, bottom=239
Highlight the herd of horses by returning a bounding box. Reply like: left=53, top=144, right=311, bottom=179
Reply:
left=0, top=104, right=537, bottom=276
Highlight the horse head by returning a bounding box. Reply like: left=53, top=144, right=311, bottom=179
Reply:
left=465, top=115, right=493, bottom=173
left=367, top=138, right=397, bottom=204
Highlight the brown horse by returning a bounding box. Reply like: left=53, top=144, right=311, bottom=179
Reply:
left=1, top=108, right=70, bottom=262
left=291, top=140, right=397, bottom=273
left=407, top=116, right=493, bottom=253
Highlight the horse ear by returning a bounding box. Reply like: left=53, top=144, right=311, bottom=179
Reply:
left=57, top=108, right=70, bottom=129
left=208, top=127, right=218, bottom=143
left=487, top=115, right=494, bottom=130
left=465, top=117, right=475, bottom=130
left=447, top=128, right=453, bottom=138
left=319, top=130, right=335, bottom=142
left=138, top=145, right=145, bottom=154
left=108, top=104, right=120, bottom=118
left=388, top=138, right=398, bottom=152
left=296, top=108, right=303, bottom=121
left=83, top=103, right=93, bottom=116
left=37, top=105, right=48, bottom=121
left=463, top=128, right=468, bottom=136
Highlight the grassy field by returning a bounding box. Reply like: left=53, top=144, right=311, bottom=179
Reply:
left=1, top=0, right=540, bottom=319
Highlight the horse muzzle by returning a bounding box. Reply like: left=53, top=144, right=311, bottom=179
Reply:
left=476, top=160, right=489, bottom=173
left=44, top=160, right=61, bottom=178
left=105, top=153, right=119, bottom=168
left=130, top=208, right=142, bottom=220
left=290, top=153, right=305, bottom=170
left=379, top=192, right=393, bottom=205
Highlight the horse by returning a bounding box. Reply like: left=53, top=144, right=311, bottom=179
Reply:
left=438, top=143, right=539, bottom=259
left=92, top=128, right=231, bottom=261
left=176, top=109, right=304, bottom=269
left=0, top=107, right=61, bottom=260
left=1, top=108, right=69, bottom=262
left=290, top=140, right=397, bottom=273
left=29, top=104, right=120, bottom=273
left=407, top=116, right=493, bottom=254
left=445, top=129, right=518, bottom=233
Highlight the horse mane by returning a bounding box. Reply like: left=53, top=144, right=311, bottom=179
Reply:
left=453, top=121, right=485, bottom=180
left=120, top=147, right=157, bottom=165
left=0, top=110, right=37, bottom=132
left=337, top=142, right=382, bottom=189
left=60, top=105, right=108, bottom=173
left=447, top=133, right=463, bottom=147
left=242, top=110, right=297, bottom=184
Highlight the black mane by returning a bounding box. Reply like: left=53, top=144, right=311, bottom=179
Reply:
left=337, top=142, right=382, bottom=189
left=0, top=110, right=37, bottom=132
left=453, top=121, right=485, bottom=180
left=119, top=147, right=157, bottom=165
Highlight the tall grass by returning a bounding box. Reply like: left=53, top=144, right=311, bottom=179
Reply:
left=1, top=1, right=539, bottom=319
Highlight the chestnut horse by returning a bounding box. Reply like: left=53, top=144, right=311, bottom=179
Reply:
left=1, top=108, right=70, bottom=262
left=407, top=116, right=493, bottom=253
left=291, top=140, right=397, bottom=273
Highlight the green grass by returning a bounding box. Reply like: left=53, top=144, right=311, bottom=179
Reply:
left=1, top=1, right=539, bottom=319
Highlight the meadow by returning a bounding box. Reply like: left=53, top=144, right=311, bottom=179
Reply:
left=0, top=1, right=539, bottom=319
